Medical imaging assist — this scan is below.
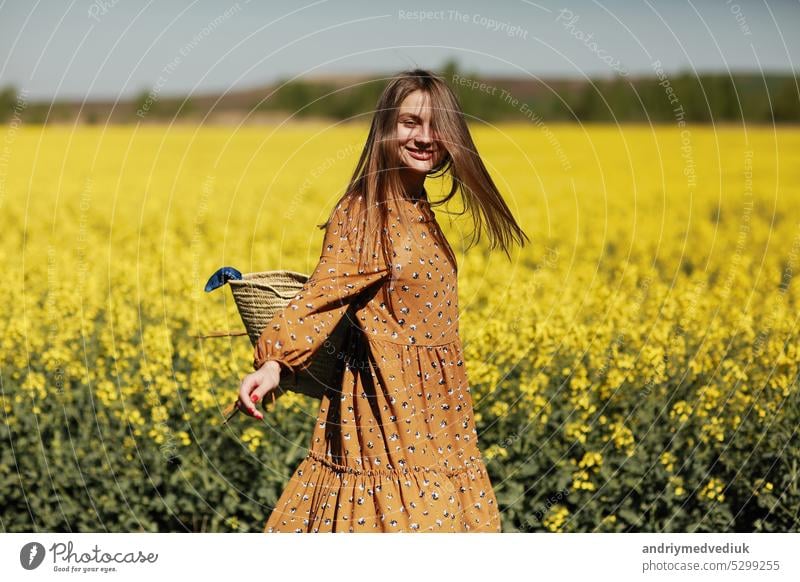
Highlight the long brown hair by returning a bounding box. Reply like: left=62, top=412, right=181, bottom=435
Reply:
left=319, top=67, right=529, bottom=271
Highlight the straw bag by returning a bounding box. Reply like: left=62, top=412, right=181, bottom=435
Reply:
left=196, top=269, right=351, bottom=421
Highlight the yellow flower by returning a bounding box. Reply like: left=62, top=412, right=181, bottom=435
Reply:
left=483, top=444, right=509, bottom=460
left=120, top=408, right=146, bottom=426
left=607, top=421, right=635, bottom=456
left=151, top=405, right=169, bottom=423
left=601, top=514, right=617, bottom=525
left=241, top=427, right=263, bottom=452
left=700, top=416, right=725, bottom=443
left=147, top=427, right=165, bottom=445
left=6, top=123, right=797, bottom=535
left=699, top=478, right=726, bottom=503
left=543, top=505, right=569, bottom=532
left=669, top=475, right=685, bottom=496
left=490, top=401, right=510, bottom=418
left=571, top=468, right=596, bottom=491
left=670, top=401, right=693, bottom=423
left=660, top=451, right=676, bottom=473
left=578, top=452, right=603, bottom=470
left=565, top=421, right=590, bottom=444
left=520, top=375, right=542, bottom=398
left=753, top=479, right=774, bottom=496
left=526, top=394, right=550, bottom=425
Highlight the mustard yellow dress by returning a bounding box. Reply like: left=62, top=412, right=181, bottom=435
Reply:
left=253, top=190, right=502, bottom=532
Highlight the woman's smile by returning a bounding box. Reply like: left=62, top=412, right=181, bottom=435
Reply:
left=406, top=147, right=434, bottom=161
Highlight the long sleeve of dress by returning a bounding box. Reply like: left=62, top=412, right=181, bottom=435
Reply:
left=252, top=201, right=392, bottom=387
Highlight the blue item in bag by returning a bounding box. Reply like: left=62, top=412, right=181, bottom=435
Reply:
left=204, top=266, right=243, bottom=292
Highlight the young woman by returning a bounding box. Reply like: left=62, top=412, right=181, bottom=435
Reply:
left=237, top=68, right=529, bottom=532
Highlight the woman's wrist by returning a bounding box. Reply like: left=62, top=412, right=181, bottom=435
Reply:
left=262, top=360, right=282, bottom=374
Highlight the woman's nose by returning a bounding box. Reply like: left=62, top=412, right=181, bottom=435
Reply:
left=413, top=127, right=434, bottom=146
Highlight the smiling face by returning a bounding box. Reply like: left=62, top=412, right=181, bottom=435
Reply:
left=396, top=90, right=445, bottom=175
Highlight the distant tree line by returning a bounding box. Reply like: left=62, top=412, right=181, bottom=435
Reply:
left=261, top=61, right=799, bottom=124
left=1, top=60, right=797, bottom=124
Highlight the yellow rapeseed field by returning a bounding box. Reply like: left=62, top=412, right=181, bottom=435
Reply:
left=2, top=123, right=799, bottom=532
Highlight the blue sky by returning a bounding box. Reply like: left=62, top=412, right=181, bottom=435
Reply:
left=1, top=0, right=797, bottom=101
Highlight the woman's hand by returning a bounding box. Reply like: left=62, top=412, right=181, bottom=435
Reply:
left=237, top=360, right=285, bottom=420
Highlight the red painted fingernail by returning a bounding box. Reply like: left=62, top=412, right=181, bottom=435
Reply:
left=251, top=394, right=259, bottom=402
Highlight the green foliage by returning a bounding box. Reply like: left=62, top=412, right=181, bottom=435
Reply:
left=0, top=372, right=317, bottom=532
